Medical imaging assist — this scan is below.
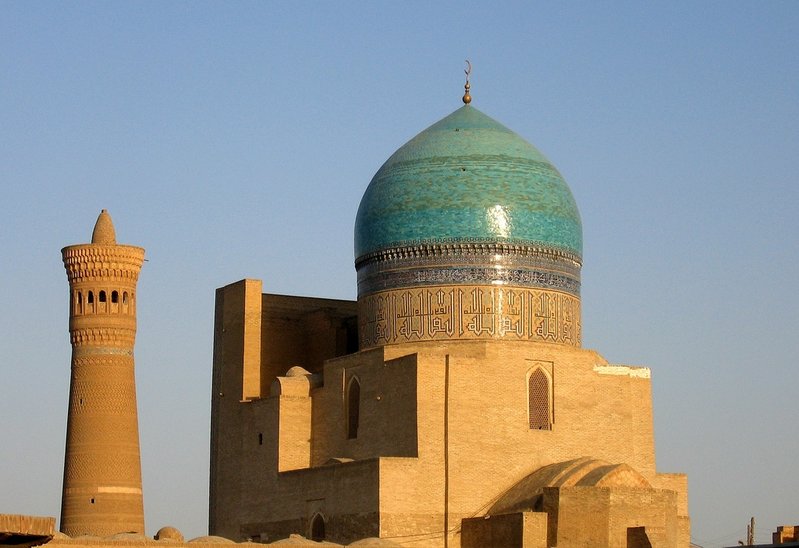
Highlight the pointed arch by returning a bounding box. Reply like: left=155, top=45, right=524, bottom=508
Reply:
left=528, top=367, right=552, bottom=430
left=309, top=513, right=326, bottom=541
left=346, top=376, right=361, bottom=439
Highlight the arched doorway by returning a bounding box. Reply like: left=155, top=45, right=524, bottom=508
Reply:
left=309, top=513, right=326, bottom=541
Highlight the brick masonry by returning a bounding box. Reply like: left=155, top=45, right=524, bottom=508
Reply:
left=208, top=279, right=690, bottom=547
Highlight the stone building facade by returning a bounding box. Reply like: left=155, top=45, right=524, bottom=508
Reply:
left=209, top=103, right=690, bottom=547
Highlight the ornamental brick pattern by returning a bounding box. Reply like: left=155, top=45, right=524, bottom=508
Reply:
left=355, top=242, right=582, bottom=349
left=356, top=242, right=581, bottom=298
left=358, top=285, right=581, bottom=349
left=60, top=210, right=146, bottom=537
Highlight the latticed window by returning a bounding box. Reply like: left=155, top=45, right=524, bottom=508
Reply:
left=528, top=369, right=551, bottom=430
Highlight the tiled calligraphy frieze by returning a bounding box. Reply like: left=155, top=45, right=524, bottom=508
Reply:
left=359, top=285, right=580, bottom=348
left=356, top=242, right=582, bottom=298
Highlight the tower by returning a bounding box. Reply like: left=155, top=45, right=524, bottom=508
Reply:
left=60, top=210, right=146, bottom=536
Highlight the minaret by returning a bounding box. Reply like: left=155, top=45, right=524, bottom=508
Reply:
left=60, top=210, right=146, bottom=536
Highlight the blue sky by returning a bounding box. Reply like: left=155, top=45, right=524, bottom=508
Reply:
left=1, top=2, right=797, bottom=546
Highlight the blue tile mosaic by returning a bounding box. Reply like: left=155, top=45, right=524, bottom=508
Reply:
left=354, top=106, right=582, bottom=259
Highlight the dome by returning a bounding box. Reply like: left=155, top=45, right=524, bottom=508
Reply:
left=354, top=104, right=583, bottom=350
left=354, top=105, right=582, bottom=261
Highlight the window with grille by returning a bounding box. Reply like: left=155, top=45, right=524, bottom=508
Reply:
left=528, top=368, right=551, bottom=430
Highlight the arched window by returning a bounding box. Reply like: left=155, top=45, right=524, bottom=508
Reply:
left=77, top=291, right=83, bottom=314
left=111, top=290, right=119, bottom=303
left=122, top=292, right=128, bottom=304
left=528, top=368, right=552, bottom=430
left=309, top=513, right=326, bottom=541
left=87, top=291, right=94, bottom=304
left=99, top=290, right=107, bottom=303
left=347, top=377, right=360, bottom=439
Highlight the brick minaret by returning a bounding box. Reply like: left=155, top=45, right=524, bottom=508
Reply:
left=60, top=210, right=145, bottom=536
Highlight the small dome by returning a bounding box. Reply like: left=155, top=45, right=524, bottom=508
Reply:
left=91, top=209, right=117, bottom=245
left=188, top=535, right=235, bottom=543
left=285, top=366, right=312, bottom=377
left=354, top=105, right=582, bottom=261
left=107, top=532, right=148, bottom=541
left=348, top=538, right=402, bottom=547
left=269, top=534, right=343, bottom=545
left=155, top=526, right=184, bottom=542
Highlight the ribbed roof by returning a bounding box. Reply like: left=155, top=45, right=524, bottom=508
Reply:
left=354, top=105, right=582, bottom=260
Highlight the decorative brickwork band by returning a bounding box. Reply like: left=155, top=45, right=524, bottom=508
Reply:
left=355, top=241, right=582, bottom=271
left=62, top=245, right=145, bottom=284
left=360, top=264, right=580, bottom=297
left=356, top=242, right=581, bottom=298
left=358, top=285, right=580, bottom=348
left=356, top=241, right=581, bottom=348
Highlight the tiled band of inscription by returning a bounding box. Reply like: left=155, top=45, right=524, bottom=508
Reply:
left=358, top=265, right=580, bottom=297
left=356, top=242, right=582, bottom=297
left=359, top=285, right=581, bottom=348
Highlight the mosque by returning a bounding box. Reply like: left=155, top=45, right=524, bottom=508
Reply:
left=208, top=81, right=691, bottom=547
left=2, top=78, right=689, bottom=548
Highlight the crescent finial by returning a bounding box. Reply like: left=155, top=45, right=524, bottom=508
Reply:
left=463, top=59, right=472, bottom=104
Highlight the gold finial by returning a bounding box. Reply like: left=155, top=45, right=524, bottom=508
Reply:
left=462, top=59, right=472, bottom=104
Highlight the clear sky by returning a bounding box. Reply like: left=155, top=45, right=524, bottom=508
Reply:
left=1, top=2, right=797, bottom=546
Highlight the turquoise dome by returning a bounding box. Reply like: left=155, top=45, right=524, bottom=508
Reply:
left=354, top=105, right=582, bottom=260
